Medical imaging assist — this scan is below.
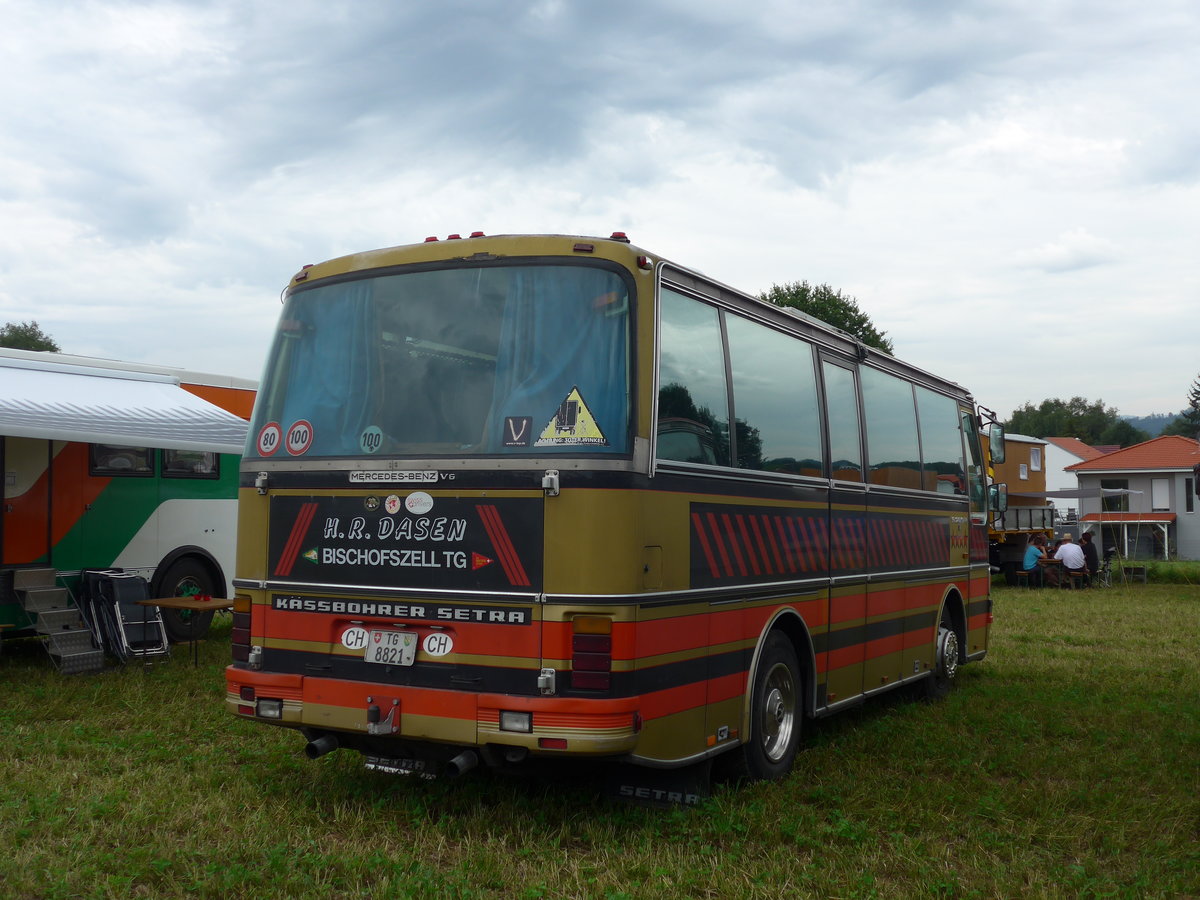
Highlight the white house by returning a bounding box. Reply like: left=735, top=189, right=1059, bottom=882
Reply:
left=1042, top=437, right=1107, bottom=519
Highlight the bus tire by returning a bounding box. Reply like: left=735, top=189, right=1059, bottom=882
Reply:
left=924, top=619, right=960, bottom=701
left=156, top=558, right=216, bottom=643
left=728, top=631, right=803, bottom=782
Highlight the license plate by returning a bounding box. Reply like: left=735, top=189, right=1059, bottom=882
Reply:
left=364, top=629, right=418, bottom=666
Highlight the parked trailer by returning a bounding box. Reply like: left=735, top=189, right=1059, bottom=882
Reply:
left=0, top=349, right=254, bottom=653
left=984, top=432, right=1055, bottom=581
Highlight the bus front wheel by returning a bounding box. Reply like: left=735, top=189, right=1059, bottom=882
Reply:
left=728, top=631, right=803, bottom=781
left=157, top=558, right=216, bottom=643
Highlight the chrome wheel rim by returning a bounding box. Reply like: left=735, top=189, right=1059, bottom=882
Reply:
left=938, top=626, right=960, bottom=681
left=760, top=662, right=797, bottom=762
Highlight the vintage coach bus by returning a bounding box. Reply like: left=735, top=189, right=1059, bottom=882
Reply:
left=226, top=232, right=999, bottom=781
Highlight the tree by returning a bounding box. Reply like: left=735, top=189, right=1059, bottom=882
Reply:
left=1004, top=396, right=1149, bottom=447
left=0, top=320, right=60, bottom=352
left=1161, top=374, right=1200, bottom=438
left=759, top=281, right=894, bottom=354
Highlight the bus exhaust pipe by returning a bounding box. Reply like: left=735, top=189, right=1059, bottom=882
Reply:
left=444, top=749, right=479, bottom=778
left=304, top=734, right=339, bottom=760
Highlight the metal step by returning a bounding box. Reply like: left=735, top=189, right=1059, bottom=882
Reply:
left=51, top=648, right=106, bottom=675
left=46, top=629, right=98, bottom=655
left=12, top=567, right=58, bottom=591
left=34, top=607, right=87, bottom=634
left=20, top=586, right=71, bottom=612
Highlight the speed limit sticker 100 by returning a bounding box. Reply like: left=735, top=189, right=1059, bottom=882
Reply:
left=286, top=420, right=314, bottom=456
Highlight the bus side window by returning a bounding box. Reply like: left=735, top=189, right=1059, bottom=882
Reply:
left=861, top=367, right=922, bottom=489
left=725, top=314, right=823, bottom=476
left=821, top=362, right=862, bottom=483
left=657, top=288, right=731, bottom=467
left=162, top=449, right=219, bottom=478
left=915, top=386, right=966, bottom=494
left=90, top=444, right=154, bottom=476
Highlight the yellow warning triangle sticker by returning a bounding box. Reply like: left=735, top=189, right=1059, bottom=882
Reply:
left=535, top=386, right=609, bottom=446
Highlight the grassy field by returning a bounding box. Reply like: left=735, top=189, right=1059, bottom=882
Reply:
left=2, top=585, right=1198, bottom=899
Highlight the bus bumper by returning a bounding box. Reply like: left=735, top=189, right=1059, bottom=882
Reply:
left=225, top=666, right=642, bottom=758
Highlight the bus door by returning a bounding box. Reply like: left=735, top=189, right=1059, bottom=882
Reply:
left=2, top=437, right=53, bottom=566
left=75, top=444, right=159, bottom=575
left=820, top=360, right=867, bottom=707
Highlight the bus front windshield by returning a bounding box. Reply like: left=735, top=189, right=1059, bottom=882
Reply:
left=248, top=263, right=632, bottom=460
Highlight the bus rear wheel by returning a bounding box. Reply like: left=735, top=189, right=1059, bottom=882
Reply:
left=923, top=621, right=960, bottom=701
left=157, top=558, right=216, bottom=643
left=726, top=631, right=803, bottom=782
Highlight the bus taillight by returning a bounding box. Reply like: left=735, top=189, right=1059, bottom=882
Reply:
left=231, top=594, right=252, bottom=663
left=571, top=616, right=612, bottom=690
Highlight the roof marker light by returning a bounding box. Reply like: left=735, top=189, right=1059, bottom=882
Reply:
left=610, top=232, right=631, bottom=243
left=447, top=233, right=462, bottom=240
left=424, top=236, right=439, bottom=242
left=470, top=231, right=485, bottom=237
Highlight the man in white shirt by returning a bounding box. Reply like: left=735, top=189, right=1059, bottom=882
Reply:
left=1054, top=534, right=1088, bottom=583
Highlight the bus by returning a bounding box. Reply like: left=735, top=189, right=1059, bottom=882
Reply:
left=226, top=232, right=1002, bottom=783
left=0, top=349, right=255, bottom=647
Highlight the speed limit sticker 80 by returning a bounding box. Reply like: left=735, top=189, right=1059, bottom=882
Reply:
left=256, top=422, right=282, bottom=456
left=285, top=420, right=314, bottom=456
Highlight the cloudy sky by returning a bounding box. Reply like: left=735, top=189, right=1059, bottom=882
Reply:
left=2, top=0, right=1197, bottom=420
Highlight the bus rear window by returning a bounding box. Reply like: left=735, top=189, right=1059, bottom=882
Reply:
left=249, top=263, right=632, bottom=459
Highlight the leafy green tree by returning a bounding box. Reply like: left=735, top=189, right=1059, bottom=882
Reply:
left=1005, top=396, right=1149, bottom=447
left=0, top=320, right=60, bottom=352
left=1161, top=374, right=1200, bottom=438
left=760, top=281, right=894, bottom=353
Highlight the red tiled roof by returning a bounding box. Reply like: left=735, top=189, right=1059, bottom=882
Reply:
left=1043, top=436, right=1105, bottom=461
left=1065, top=435, right=1200, bottom=472
left=1078, top=512, right=1176, bottom=523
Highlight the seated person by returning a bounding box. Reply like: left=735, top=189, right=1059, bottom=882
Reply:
left=1023, top=535, right=1055, bottom=586
left=1080, top=532, right=1100, bottom=580
left=1054, top=533, right=1089, bottom=584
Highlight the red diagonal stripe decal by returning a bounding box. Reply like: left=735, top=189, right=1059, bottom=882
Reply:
left=736, top=515, right=761, bottom=576
left=478, top=504, right=530, bottom=587
left=706, top=512, right=734, bottom=577
left=692, top=512, right=722, bottom=579
left=721, top=513, right=748, bottom=576
left=274, top=502, right=318, bottom=577
left=775, top=516, right=797, bottom=573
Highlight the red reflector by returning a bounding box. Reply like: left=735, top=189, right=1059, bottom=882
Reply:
left=538, top=737, right=568, bottom=749
left=572, top=671, right=611, bottom=690
left=572, top=634, right=611, bottom=654
left=231, top=627, right=250, bottom=646
left=239, top=686, right=255, bottom=701
left=987, top=613, right=995, bottom=624
left=237, top=704, right=254, bottom=716
left=572, top=652, right=611, bottom=672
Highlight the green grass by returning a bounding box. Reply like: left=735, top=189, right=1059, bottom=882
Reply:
left=2, top=587, right=1198, bottom=899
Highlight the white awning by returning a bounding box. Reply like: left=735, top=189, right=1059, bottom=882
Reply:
left=0, top=356, right=248, bottom=454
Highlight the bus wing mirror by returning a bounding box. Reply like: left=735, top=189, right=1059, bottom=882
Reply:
left=988, top=423, right=1006, bottom=464
left=989, top=483, right=1008, bottom=514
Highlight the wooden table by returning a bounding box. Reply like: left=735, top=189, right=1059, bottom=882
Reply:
left=138, top=597, right=235, bottom=665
